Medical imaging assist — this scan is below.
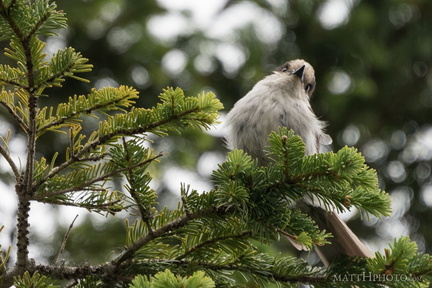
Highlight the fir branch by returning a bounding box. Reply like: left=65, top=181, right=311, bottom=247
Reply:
left=26, top=263, right=121, bottom=285
left=0, top=94, right=30, bottom=133
left=127, top=258, right=327, bottom=286
left=34, top=47, right=92, bottom=93
left=41, top=88, right=221, bottom=185
left=75, top=153, right=109, bottom=163
left=0, top=64, right=27, bottom=87
left=0, top=0, right=41, bottom=272
left=17, top=39, right=36, bottom=272
left=0, top=0, right=25, bottom=41
left=4, top=248, right=430, bottom=288
left=120, top=137, right=154, bottom=226
left=37, top=85, right=138, bottom=135
left=35, top=152, right=163, bottom=199
left=175, top=230, right=253, bottom=261
left=27, top=1, right=66, bottom=39
left=112, top=206, right=232, bottom=266
left=47, top=198, right=123, bottom=214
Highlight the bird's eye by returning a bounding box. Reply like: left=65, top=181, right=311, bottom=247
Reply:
left=305, top=83, right=314, bottom=92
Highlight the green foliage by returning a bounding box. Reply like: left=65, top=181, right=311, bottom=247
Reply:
left=366, top=237, right=432, bottom=288
left=321, top=237, right=432, bottom=288
left=266, top=128, right=391, bottom=217
left=96, top=88, right=223, bottom=140
left=117, top=128, right=398, bottom=287
left=129, top=270, right=215, bottom=288
left=1, top=1, right=432, bottom=288
left=48, top=0, right=432, bottom=263
left=14, top=272, right=60, bottom=288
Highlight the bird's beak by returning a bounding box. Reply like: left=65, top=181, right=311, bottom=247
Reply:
left=292, top=65, right=305, bottom=82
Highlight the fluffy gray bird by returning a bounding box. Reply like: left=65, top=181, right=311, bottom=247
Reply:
left=225, top=59, right=373, bottom=266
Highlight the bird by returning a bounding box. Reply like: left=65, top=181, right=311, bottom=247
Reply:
left=224, top=59, right=373, bottom=266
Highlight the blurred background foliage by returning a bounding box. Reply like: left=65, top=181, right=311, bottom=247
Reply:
left=1, top=0, right=432, bottom=267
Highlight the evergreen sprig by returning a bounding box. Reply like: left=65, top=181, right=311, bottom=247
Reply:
left=96, top=87, right=223, bottom=140
left=37, top=85, right=139, bottom=135
left=129, top=270, right=215, bottom=288
left=267, top=128, right=391, bottom=217
left=13, top=271, right=60, bottom=288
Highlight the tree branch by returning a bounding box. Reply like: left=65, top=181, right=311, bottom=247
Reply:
left=111, top=206, right=228, bottom=265
left=175, top=230, right=253, bottom=261
left=0, top=101, right=30, bottom=134
left=0, top=143, right=20, bottom=182
left=34, top=152, right=163, bottom=199
left=38, top=105, right=202, bottom=186
left=37, top=92, right=134, bottom=134
left=121, top=137, right=153, bottom=230
left=39, top=198, right=123, bottom=213
left=55, top=215, right=79, bottom=264
left=15, top=196, right=30, bottom=269
left=6, top=19, right=36, bottom=274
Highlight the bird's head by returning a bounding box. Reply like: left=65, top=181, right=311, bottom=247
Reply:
left=274, top=59, right=316, bottom=99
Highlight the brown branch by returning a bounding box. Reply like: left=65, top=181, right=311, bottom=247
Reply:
left=55, top=215, right=79, bottom=264
left=15, top=195, right=30, bottom=269
left=0, top=143, right=20, bottom=182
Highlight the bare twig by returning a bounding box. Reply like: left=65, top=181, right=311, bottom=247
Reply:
left=55, top=215, right=79, bottom=264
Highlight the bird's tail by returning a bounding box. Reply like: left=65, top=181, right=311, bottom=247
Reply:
left=296, top=203, right=373, bottom=267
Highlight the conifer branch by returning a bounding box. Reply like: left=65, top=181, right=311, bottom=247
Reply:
left=120, top=138, right=154, bottom=229
left=0, top=101, right=30, bottom=133
left=0, top=78, right=24, bottom=88
left=184, top=261, right=326, bottom=284
left=41, top=96, right=218, bottom=185
left=112, top=206, right=231, bottom=265
left=175, top=230, right=253, bottom=261
left=45, top=198, right=123, bottom=214
left=35, top=152, right=163, bottom=199
left=0, top=1, right=24, bottom=41
left=37, top=86, right=135, bottom=134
